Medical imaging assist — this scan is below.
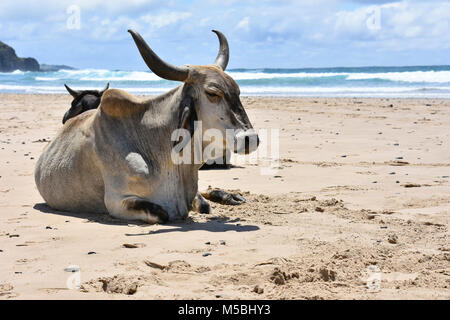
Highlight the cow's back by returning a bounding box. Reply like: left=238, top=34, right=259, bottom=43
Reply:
left=34, top=111, right=107, bottom=213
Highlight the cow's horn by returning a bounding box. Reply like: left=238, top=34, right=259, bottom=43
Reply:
left=212, top=30, right=229, bottom=71
left=128, top=30, right=189, bottom=82
left=64, top=84, right=80, bottom=98
left=99, top=82, right=109, bottom=95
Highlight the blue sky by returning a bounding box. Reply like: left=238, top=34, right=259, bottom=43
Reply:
left=0, top=0, right=449, bottom=70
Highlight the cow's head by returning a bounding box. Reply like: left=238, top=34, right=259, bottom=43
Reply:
left=129, top=30, right=259, bottom=156
left=63, top=83, right=109, bottom=124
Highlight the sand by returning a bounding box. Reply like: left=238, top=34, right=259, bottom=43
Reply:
left=0, top=93, right=449, bottom=299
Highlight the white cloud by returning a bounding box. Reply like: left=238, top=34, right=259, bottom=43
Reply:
left=85, top=11, right=192, bottom=41
left=236, top=17, right=250, bottom=31
left=333, top=1, right=450, bottom=49
left=199, top=17, right=211, bottom=27
left=141, top=12, right=192, bottom=29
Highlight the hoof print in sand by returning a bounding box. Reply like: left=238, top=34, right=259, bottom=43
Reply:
left=319, top=268, right=337, bottom=282
left=270, top=267, right=299, bottom=285
left=81, top=275, right=142, bottom=295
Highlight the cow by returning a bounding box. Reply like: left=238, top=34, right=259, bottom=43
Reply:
left=62, top=87, right=235, bottom=210
left=62, top=83, right=109, bottom=124
left=61, top=84, right=239, bottom=211
left=34, top=29, right=259, bottom=224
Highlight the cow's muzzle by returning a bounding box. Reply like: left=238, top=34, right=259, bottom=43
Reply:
left=234, top=129, right=259, bottom=154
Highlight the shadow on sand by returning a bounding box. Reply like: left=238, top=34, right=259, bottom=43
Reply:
left=33, top=203, right=130, bottom=226
left=33, top=203, right=260, bottom=234
left=199, top=164, right=245, bottom=170
left=128, top=218, right=259, bottom=236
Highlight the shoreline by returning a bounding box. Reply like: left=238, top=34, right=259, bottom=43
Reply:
left=2, top=65, right=450, bottom=98
left=1, top=93, right=450, bottom=99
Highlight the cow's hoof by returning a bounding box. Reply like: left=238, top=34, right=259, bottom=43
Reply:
left=233, top=193, right=246, bottom=204
left=193, top=193, right=211, bottom=214
left=201, top=189, right=246, bottom=206
left=198, top=201, right=211, bottom=214
left=152, top=205, right=169, bottom=223
left=223, top=193, right=246, bottom=205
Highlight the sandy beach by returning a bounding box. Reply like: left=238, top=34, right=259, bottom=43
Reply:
left=0, top=93, right=449, bottom=299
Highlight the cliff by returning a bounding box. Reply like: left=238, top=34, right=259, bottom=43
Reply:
left=0, top=41, right=40, bottom=72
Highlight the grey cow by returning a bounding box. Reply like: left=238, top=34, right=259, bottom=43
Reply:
left=35, top=29, right=259, bottom=223
left=61, top=85, right=245, bottom=211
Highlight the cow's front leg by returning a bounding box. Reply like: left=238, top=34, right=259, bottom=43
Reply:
left=193, top=192, right=211, bottom=214
left=201, top=188, right=246, bottom=205
left=105, top=193, right=169, bottom=224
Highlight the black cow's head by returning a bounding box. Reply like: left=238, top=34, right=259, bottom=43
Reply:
left=62, top=83, right=109, bottom=124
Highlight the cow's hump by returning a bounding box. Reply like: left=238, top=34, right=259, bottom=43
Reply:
left=100, top=89, right=146, bottom=118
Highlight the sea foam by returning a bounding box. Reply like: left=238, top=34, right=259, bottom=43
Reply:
left=1, top=66, right=450, bottom=97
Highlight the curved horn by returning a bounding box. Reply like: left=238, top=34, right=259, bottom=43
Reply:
left=99, top=82, right=109, bottom=95
left=64, top=84, right=80, bottom=98
left=212, top=30, right=229, bottom=71
left=128, top=29, right=189, bottom=82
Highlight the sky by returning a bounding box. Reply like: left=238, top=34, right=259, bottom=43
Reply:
left=0, top=0, right=449, bottom=70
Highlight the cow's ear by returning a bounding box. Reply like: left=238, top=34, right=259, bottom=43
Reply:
left=177, top=96, right=197, bottom=136
left=172, top=96, right=197, bottom=149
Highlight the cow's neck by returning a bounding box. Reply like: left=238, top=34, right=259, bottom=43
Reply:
left=140, top=85, right=202, bottom=217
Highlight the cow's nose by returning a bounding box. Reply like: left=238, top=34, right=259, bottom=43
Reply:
left=243, top=135, right=259, bottom=153
left=234, top=130, right=259, bottom=155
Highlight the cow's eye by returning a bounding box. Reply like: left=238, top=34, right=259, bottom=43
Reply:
left=205, top=90, right=222, bottom=102
left=206, top=91, right=219, bottom=98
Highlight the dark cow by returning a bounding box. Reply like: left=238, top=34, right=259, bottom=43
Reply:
left=62, top=83, right=109, bottom=124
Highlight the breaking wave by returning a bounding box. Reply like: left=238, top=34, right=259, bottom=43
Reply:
left=1, top=65, right=450, bottom=97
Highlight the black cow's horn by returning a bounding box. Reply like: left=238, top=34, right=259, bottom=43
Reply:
left=64, top=84, right=80, bottom=98
left=99, top=82, right=109, bottom=95
left=212, top=30, right=229, bottom=71
left=128, top=30, right=189, bottom=82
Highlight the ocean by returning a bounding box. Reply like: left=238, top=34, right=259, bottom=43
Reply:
left=1, top=65, right=450, bottom=98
